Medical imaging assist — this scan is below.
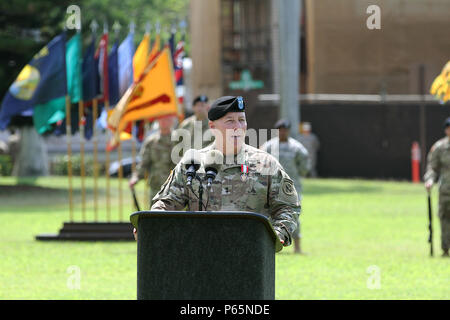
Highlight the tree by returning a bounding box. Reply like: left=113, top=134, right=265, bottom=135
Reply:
left=0, top=0, right=189, bottom=176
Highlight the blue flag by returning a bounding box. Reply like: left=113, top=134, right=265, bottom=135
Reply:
left=108, top=41, right=120, bottom=106
left=118, top=32, right=134, bottom=96
left=0, top=33, right=67, bottom=129
left=82, top=36, right=99, bottom=101
left=168, top=30, right=175, bottom=58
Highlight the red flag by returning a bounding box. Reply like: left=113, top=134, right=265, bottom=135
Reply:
left=95, top=33, right=109, bottom=104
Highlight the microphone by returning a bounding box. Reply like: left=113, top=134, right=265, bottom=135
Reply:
left=203, top=150, right=224, bottom=188
left=181, top=149, right=201, bottom=186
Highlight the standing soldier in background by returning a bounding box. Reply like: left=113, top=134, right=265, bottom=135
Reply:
left=424, top=117, right=450, bottom=257
left=177, top=95, right=214, bottom=151
left=261, top=119, right=310, bottom=254
left=129, top=115, right=178, bottom=207
left=299, top=122, right=320, bottom=177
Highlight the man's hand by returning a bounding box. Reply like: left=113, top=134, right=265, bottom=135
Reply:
left=275, top=230, right=287, bottom=246
left=129, top=177, right=138, bottom=189
left=425, top=180, right=433, bottom=193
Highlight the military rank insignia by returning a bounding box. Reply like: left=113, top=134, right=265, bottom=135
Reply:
left=241, top=164, right=249, bottom=182
left=237, top=96, right=244, bottom=110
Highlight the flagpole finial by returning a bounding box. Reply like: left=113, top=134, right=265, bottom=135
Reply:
left=90, top=20, right=99, bottom=34
left=179, top=20, right=187, bottom=29
left=171, top=23, right=177, bottom=34
left=112, top=21, right=121, bottom=36
left=145, top=22, right=151, bottom=34
left=103, top=21, right=108, bottom=34
left=155, top=21, right=161, bottom=34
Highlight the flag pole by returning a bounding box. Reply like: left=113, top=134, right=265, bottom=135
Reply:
left=78, top=100, right=86, bottom=221
left=131, top=121, right=137, bottom=211
left=105, top=100, right=111, bottom=222
left=114, top=20, right=124, bottom=221
left=90, top=20, right=99, bottom=221
left=118, top=139, right=123, bottom=221
left=103, top=21, right=111, bottom=222
left=65, top=95, right=74, bottom=221
left=92, top=98, right=99, bottom=221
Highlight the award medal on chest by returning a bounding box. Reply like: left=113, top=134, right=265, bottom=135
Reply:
left=240, top=164, right=249, bottom=182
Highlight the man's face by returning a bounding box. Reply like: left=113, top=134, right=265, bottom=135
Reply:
left=158, top=116, right=175, bottom=134
left=445, top=126, right=450, bottom=137
left=192, top=102, right=209, bottom=120
left=209, top=112, right=247, bottom=154
left=278, top=127, right=290, bottom=141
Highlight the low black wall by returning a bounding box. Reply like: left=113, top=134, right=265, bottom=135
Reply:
left=245, top=98, right=449, bottom=180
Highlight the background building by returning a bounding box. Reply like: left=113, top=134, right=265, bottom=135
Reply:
left=189, top=0, right=450, bottom=179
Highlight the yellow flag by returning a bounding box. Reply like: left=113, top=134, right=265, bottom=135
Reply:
left=107, top=47, right=183, bottom=150
left=133, top=33, right=150, bottom=82
left=149, top=33, right=160, bottom=62
left=430, top=61, right=450, bottom=103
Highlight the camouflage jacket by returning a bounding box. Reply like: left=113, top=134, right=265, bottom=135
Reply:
left=176, top=115, right=214, bottom=150
left=132, top=132, right=177, bottom=197
left=260, top=137, right=310, bottom=193
left=151, top=143, right=300, bottom=245
left=424, top=136, right=450, bottom=194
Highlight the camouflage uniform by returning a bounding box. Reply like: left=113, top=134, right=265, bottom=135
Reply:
left=261, top=137, right=309, bottom=239
left=177, top=115, right=214, bottom=151
left=299, top=133, right=320, bottom=177
left=424, top=136, right=450, bottom=252
left=132, top=132, right=178, bottom=202
left=151, top=143, right=300, bottom=246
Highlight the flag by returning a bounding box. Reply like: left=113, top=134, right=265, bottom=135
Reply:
left=119, top=33, right=157, bottom=141
left=66, top=32, right=83, bottom=103
left=430, top=61, right=450, bottom=103
left=35, top=32, right=82, bottom=134
left=107, top=47, right=183, bottom=150
left=108, top=41, right=120, bottom=105
left=118, top=32, right=135, bottom=96
left=148, top=33, right=161, bottom=65
left=173, top=38, right=185, bottom=105
left=168, top=30, right=175, bottom=58
left=95, top=33, right=109, bottom=103
left=38, top=32, right=82, bottom=136
left=82, top=36, right=99, bottom=101
left=133, top=33, right=150, bottom=82
left=173, top=39, right=184, bottom=86
left=0, top=33, right=66, bottom=129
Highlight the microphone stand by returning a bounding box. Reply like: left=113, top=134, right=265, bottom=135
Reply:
left=195, top=176, right=204, bottom=211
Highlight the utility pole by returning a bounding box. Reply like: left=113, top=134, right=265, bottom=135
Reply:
left=277, top=0, right=301, bottom=139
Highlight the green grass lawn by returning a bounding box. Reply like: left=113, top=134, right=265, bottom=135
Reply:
left=0, top=176, right=448, bottom=299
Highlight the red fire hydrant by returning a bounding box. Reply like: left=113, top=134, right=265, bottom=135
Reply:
left=411, top=142, right=421, bottom=183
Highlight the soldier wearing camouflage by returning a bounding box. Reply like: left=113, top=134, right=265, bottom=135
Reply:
left=151, top=143, right=300, bottom=246
left=177, top=95, right=214, bottom=150
left=261, top=133, right=310, bottom=194
left=261, top=119, right=309, bottom=252
left=150, top=96, right=300, bottom=246
left=424, top=117, right=450, bottom=256
left=130, top=118, right=178, bottom=203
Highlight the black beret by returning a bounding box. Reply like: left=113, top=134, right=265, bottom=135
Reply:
left=445, top=117, right=450, bottom=128
left=208, top=96, right=246, bottom=121
left=193, top=95, right=208, bottom=105
left=274, top=119, right=291, bottom=129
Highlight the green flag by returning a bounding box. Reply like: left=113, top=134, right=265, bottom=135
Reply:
left=66, top=32, right=83, bottom=103
left=33, top=33, right=83, bottom=134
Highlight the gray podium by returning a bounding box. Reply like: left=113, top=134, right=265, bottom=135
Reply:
left=130, top=211, right=283, bottom=300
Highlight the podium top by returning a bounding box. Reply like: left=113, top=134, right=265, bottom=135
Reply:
left=130, top=211, right=283, bottom=252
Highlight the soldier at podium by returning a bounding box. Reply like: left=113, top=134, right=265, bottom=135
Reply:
left=141, top=96, right=300, bottom=247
